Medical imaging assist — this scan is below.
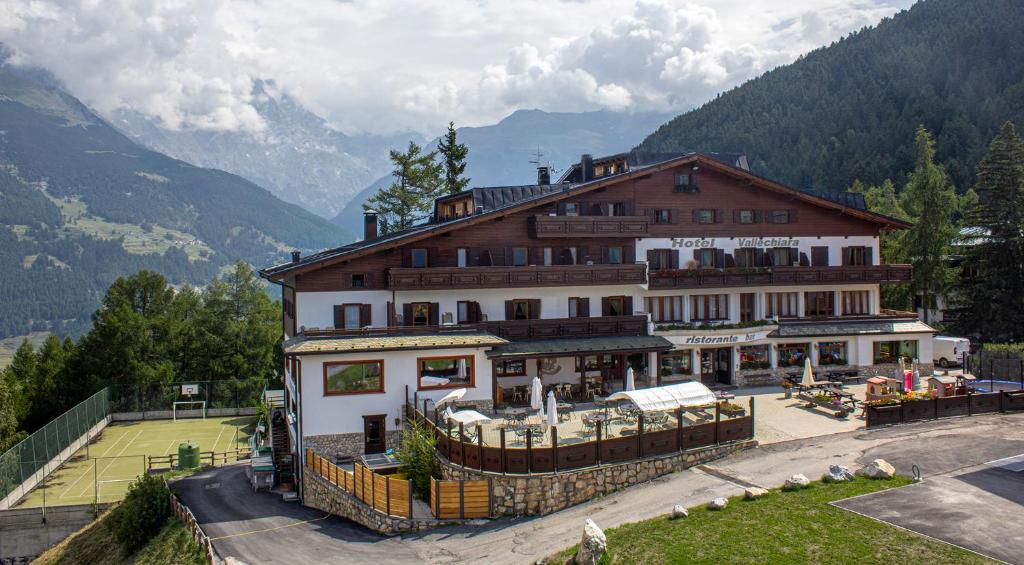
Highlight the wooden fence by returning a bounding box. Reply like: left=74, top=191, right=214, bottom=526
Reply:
left=305, top=449, right=413, bottom=519
left=865, top=390, right=1024, bottom=427
left=430, top=478, right=492, bottom=519
left=169, top=486, right=223, bottom=565
left=407, top=395, right=755, bottom=474
left=148, top=448, right=250, bottom=471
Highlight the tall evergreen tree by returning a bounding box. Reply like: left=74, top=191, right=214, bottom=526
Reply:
left=2, top=340, right=36, bottom=424
left=437, top=121, right=470, bottom=195
left=0, top=375, right=25, bottom=453
left=851, top=178, right=912, bottom=310
left=952, top=122, right=1024, bottom=341
left=900, top=126, right=958, bottom=324
left=364, top=141, right=443, bottom=235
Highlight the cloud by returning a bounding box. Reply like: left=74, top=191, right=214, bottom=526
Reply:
left=0, top=0, right=913, bottom=136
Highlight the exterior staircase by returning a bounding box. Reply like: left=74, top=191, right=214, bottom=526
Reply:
left=269, top=408, right=294, bottom=490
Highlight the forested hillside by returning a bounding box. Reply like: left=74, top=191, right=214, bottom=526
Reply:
left=0, top=63, right=350, bottom=338
left=638, top=0, right=1024, bottom=193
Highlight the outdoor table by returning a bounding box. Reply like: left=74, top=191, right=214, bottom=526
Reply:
left=556, top=402, right=574, bottom=422
left=582, top=412, right=611, bottom=435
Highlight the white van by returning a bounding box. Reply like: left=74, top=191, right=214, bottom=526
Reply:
left=933, top=336, right=970, bottom=368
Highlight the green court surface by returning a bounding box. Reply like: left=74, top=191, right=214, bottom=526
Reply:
left=16, top=416, right=254, bottom=508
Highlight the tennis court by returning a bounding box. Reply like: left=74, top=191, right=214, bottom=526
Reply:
left=15, top=416, right=254, bottom=508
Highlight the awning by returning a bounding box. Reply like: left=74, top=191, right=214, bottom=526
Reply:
left=486, top=335, right=673, bottom=359
left=606, top=381, right=716, bottom=412
left=770, top=318, right=936, bottom=339
left=447, top=409, right=492, bottom=426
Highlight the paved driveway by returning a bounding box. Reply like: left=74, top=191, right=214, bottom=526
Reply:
left=173, top=412, right=1024, bottom=564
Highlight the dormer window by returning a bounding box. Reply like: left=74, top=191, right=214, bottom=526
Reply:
left=565, top=203, right=580, bottom=217
left=675, top=172, right=698, bottom=193
left=411, top=249, right=428, bottom=268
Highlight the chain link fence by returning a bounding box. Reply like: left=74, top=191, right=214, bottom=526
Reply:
left=109, top=378, right=269, bottom=414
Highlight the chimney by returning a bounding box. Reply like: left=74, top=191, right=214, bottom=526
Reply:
left=537, top=166, right=551, bottom=186
left=291, top=250, right=301, bottom=263
left=364, top=209, right=378, bottom=240
left=580, top=154, right=594, bottom=182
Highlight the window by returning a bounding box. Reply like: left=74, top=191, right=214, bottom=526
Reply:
left=696, top=209, right=716, bottom=224
left=740, top=293, right=756, bottom=322
left=697, top=248, right=717, bottom=268
left=734, top=248, right=758, bottom=268
left=410, top=302, right=430, bottom=326
left=512, top=247, right=528, bottom=266
left=607, top=202, right=625, bottom=216
left=417, top=355, right=474, bottom=390
left=607, top=246, right=623, bottom=264
left=769, top=210, right=791, bottom=224
left=675, top=172, right=697, bottom=191
left=543, top=247, right=553, bottom=266
left=873, top=340, right=918, bottom=364
left=457, top=248, right=468, bottom=267
left=818, top=342, right=848, bottom=366
left=568, top=297, right=589, bottom=318
left=565, top=203, right=580, bottom=216
left=351, top=273, right=366, bottom=288
left=411, top=248, right=428, bottom=268
left=605, top=296, right=625, bottom=316
left=456, top=301, right=472, bottom=323
left=844, top=246, right=869, bottom=266
left=769, top=247, right=794, bottom=266
left=737, top=209, right=756, bottom=224
left=660, top=351, right=692, bottom=378
left=739, top=345, right=770, bottom=370
left=777, top=343, right=810, bottom=367
left=766, top=292, right=799, bottom=318
left=512, top=299, right=530, bottom=320
left=652, top=209, right=671, bottom=224
left=647, top=296, right=684, bottom=322
left=691, top=294, right=728, bottom=321
left=334, top=303, right=369, bottom=329
left=567, top=247, right=579, bottom=265
left=343, top=304, right=361, bottom=329
left=841, top=290, right=870, bottom=315
left=648, top=249, right=674, bottom=270
left=324, top=360, right=383, bottom=395
left=496, top=359, right=526, bottom=377
left=804, top=291, right=835, bottom=317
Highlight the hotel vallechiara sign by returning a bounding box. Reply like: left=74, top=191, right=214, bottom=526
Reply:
left=670, top=237, right=800, bottom=249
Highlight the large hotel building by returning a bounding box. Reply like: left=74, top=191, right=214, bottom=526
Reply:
left=261, top=152, right=933, bottom=468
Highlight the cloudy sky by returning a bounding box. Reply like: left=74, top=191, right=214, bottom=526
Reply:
left=0, top=0, right=913, bottom=136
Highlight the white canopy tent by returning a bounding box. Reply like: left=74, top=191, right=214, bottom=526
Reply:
left=447, top=409, right=491, bottom=426
left=606, top=381, right=716, bottom=412
left=434, top=387, right=467, bottom=407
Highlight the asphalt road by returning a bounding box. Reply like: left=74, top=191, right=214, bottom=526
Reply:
left=173, top=412, right=1024, bottom=564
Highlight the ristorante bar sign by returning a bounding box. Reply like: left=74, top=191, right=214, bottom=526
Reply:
left=671, top=237, right=800, bottom=249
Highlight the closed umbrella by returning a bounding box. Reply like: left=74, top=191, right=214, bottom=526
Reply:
left=546, top=390, right=558, bottom=427
left=625, top=366, right=636, bottom=391
left=530, top=377, right=543, bottom=412
left=800, top=357, right=815, bottom=387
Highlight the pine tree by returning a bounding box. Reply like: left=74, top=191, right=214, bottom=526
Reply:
left=952, top=122, right=1024, bottom=341
left=3, top=340, right=37, bottom=424
left=850, top=178, right=912, bottom=309
left=900, top=126, right=958, bottom=324
left=0, top=375, right=25, bottom=453
left=437, top=122, right=470, bottom=195
left=364, top=141, right=443, bottom=234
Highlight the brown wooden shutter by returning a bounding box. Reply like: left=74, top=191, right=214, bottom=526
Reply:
left=715, top=249, right=726, bottom=268
left=670, top=209, right=680, bottom=224
left=601, top=297, right=611, bottom=316
left=799, top=252, right=810, bottom=267
left=428, top=303, right=439, bottom=325
left=402, top=303, right=413, bottom=325
left=333, top=305, right=343, bottom=328
left=789, top=248, right=799, bottom=266
left=715, top=209, right=724, bottom=223
left=733, top=209, right=741, bottom=223
left=753, top=210, right=763, bottom=223
left=387, top=302, right=395, bottom=327
left=724, top=252, right=736, bottom=268
left=865, top=246, right=874, bottom=265
left=471, top=301, right=482, bottom=323
left=359, top=304, right=372, bottom=327
left=504, top=300, right=514, bottom=321
left=527, top=299, right=541, bottom=319
left=841, top=247, right=850, bottom=266
left=623, top=296, right=633, bottom=315
left=811, top=246, right=829, bottom=267
left=647, top=249, right=657, bottom=267
left=579, top=297, right=590, bottom=318
left=691, top=209, right=700, bottom=223
left=789, top=208, right=798, bottom=222
left=693, top=249, right=701, bottom=262
left=669, top=250, right=680, bottom=269
left=624, top=246, right=635, bottom=263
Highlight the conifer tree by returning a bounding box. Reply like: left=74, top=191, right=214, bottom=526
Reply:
left=850, top=178, right=911, bottom=309
left=364, top=141, right=443, bottom=234
left=437, top=121, right=470, bottom=195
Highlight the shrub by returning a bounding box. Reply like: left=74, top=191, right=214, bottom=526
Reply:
left=396, top=419, right=440, bottom=501
left=105, top=473, right=171, bottom=553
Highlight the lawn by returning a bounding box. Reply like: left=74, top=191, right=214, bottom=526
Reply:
left=548, top=477, right=994, bottom=564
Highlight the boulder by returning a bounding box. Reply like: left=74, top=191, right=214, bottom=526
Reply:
left=670, top=504, right=688, bottom=519
left=824, top=465, right=855, bottom=483
left=783, top=474, right=810, bottom=490
left=857, top=459, right=896, bottom=479
left=707, top=497, right=728, bottom=510
left=744, top=487, right=768, bottom=499
left=575, top=518, right=607, bottom=565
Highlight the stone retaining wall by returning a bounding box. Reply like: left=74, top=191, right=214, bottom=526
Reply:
left=303, top=430, right=401, bottom=460
left=302, top=465, right=436, bottom=535
left=440, top=439, right=757, bottom=516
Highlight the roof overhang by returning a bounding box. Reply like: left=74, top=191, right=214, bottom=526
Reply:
left=486, top=335, right=674, bottom=360
left=284, top=331, right=507, bottom=356
left=768, top=318, right=936, bottom=339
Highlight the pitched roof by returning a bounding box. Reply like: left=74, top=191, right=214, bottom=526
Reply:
left=486, top=335, right=674, bottom=359
left=261, top=153, right=910, bottom=280
left=283, top=332, right=507, bottom=355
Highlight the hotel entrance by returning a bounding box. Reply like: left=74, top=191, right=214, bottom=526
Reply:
left=700, top=347, right=733, bottom=386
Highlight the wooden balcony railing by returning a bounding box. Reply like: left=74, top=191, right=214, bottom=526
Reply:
left=298, top=315, right=648, bottom=342
left=647, top=264, right=912, bottom=290
left=531, top=214, right=650, bottom=238
left=387, top=263, right=647, bottom=290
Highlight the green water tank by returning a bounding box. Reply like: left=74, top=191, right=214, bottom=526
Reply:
left=178, top=441, right=200, bottom=470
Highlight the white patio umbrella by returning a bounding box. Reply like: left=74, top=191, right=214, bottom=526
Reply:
left=912, top=365, right=921, bottom=391
left=625, top=366, right=636, bottom=391
left=546, top=390, right=558, bottom=427
left=435, top=387, right=467, bottom=407
left=530, top=376, right=543, bottom=411
left=800, top=357, right=815, bottom=387
left=897, top=357, right=907, bottom=391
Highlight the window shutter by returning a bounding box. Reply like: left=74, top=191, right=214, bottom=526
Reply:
left=402, top=303, right=412, bottom=326
left=691, top=209, right=700, bottom=223
left=723, top=252, right=736, bottom=268
left=841, top=247, right=850, bottom=266
left=693, top=249, right=701, bottom=262
left=624, top=245, right=635, bottom=263
left=799, top=252, right=810, bottom=267
left=715, top=249, right=726, bottom=268
left=670, top=209, right=680, bottom=224
left=601, top=297, right=611, bottom=316
left=623, top=296, right=634, bottom=315
left=527, top=299, right=541, bottom=319
left=333, top=305, right=343, bottom=328
left=360, top=304, right=372, bottom=327
left=401, top=250, right=411, bottom=268
left=505, top=300, right=514, bottom=321
left=647, top=249, right=657, bottom=266
left=756, top=249, right=767, bottom=267
left=789, top=208, right=799, bottom=222
left=599, top=246, right=609, bottom=264
left=387, top=301, right=395, bottom=327
left=557, top=202, right=567, bottom=215
left=579, top=297, right=590, bottom=317
left=865, top=247, right=874, bottom=265
left=715, top=209, right=725, bottom=223
left=733, top=209, right=741, bottom=223
left=471, top=301, right=482, bottom=323
left=428, top=303, right=440, bottom=326
left=789, top=248, right=799, bottom=266
left=670, top=250, right=680, bottom=269
left=811, top=246, right=829, bottom=267
left=753, top=210, right=763, bottom=223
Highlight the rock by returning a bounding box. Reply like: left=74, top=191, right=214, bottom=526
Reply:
left=744, top=487, right=768, bottom=499
left=575, top=518, right=607, bottom=565
left=670, top=504, right=688, bottom=519
left=824, top=465, right=855, bottom=483
left=783, top=474, right=810, bottom=490
left=707, top=497, right=728, bottom=510
left=857, top=459, right=896, bottom=479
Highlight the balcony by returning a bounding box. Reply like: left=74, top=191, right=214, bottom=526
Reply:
left=647, top=265, right=912, bottom=290
left=485, top=315, right=649, bottom=340
left=531, top=214, right=650, bottom=238
left=387, top=264, right=647, bottom=290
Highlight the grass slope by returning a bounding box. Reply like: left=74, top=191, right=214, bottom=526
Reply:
left=549, top=477, right=993, bottom=564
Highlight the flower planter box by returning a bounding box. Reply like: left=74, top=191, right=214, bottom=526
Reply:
left=865, top=404, right=901, bottom=427
left=901, top=399, right=936, bottom=422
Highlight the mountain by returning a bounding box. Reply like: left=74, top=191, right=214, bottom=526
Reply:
left=0, top=63, right=351, bottom=338
left=114, top=80, right=425, bottom=219
left=638, top=0, right=1024, bottom=194
left=331, top=108, right=676, bottom=232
